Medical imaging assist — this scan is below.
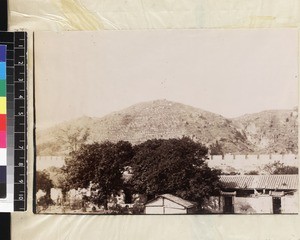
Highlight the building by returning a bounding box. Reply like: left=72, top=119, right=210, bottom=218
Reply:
left=204, top=174, right=298, bottom=214
left=144, top=194, right=197, bottom=214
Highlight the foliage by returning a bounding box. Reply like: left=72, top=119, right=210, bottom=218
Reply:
left=209, top=140, right=223, bottom=155
left=273, top=166, right=298, bottom=174
left=129, top=137, right=221, bottom=206
left=37, top=195, right=54, bottom=208
left=244, top=170, right=259, bottom=175
left=36, top=170, right=53, bottom=194
left=65, top=141, right=134, bottom=209
left=219, top=166, right=239, bottom=175
left=65, top=137, right=221, bottom=210
left=36, top=170, right=54, bottom=207
left=56, top=126, right=90, bottom=153
left=221, top=171, right=240, bottom=175
left=263, top=161, right=298, bottom=174
left=36, top=142, right=61, bottom=156
left=132, top=203, right=145, bottom=214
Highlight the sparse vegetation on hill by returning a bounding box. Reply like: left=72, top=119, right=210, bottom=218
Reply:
left=36, top=100, right=298, bottom=156
left=232, top=109, right=298, bottom=154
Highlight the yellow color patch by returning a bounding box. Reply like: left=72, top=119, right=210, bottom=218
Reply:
left=0, top=97, right=6, bottom=114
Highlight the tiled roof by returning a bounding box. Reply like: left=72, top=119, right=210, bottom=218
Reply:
left=159, top=194, right=196, bottom=208
left=220, top=175, right=298, bottom=190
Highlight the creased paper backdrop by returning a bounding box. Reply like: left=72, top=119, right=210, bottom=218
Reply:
left=8, top=0, right=300, bottom=239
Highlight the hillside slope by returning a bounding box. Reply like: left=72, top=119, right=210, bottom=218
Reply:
left=36, top=100, right=298, bottom=156
left=232, top=108, right=298, bottom=154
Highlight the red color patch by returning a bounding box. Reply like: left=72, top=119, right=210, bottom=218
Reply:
left=0, top=114, right=6, bottom=131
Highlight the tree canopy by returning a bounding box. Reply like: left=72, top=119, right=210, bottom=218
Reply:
left=65, top=137, right=221, bottom=208
left=129, top=137, right=221, bottom=205
left=65, top=141, right=134, bottom=208
left=36, top=170, right=53, bottom=194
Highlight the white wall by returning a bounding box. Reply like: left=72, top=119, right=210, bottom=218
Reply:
left=36, top=156, right=65, bottom=170
left=145, top=206, right=188, bottom=214
left=164, top=208, right=187, bottom=214
left=234, top=196, right=272, bottom=214
left=50, top=188, right=63, bottom=203
left=164, top=199, right=185, bottom=210
left=281, top=195, right=298, bottom=214
left=145, top=206, right=164, bottom=214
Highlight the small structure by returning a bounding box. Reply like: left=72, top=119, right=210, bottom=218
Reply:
left=144, top=194, right=197, bottom=214
left=204, top=174, right=298, bottom=214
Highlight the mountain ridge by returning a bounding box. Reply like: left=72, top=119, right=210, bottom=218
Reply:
left=36, top=99, right=298, bottom=156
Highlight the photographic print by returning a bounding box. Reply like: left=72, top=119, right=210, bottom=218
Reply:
left=34, top=29, right=298, bottom=214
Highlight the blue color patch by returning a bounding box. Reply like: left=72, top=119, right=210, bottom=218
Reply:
left=0, top=62, right=6, bottom=80
left=0, top=45, right=6, bottom=62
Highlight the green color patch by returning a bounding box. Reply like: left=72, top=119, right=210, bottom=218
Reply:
left=0, top=81, right=6, bottom=96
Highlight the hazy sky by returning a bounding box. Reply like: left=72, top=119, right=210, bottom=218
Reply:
left=35, top=29, right=298, bottom=129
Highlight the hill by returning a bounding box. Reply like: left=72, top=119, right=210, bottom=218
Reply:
left=232, top=108, right=298, bottom=154
left=36, top=100, right=298, bottom=156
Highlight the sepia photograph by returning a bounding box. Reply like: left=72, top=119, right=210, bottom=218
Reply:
left=34, top=29, right=298, bottom=215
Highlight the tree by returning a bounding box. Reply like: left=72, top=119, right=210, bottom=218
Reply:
left=263, top=161, right=298, bottom=174
left=65, top=141, right=134, bottom=209
left=36, top=170, right=53, bottom=194
left=36, top=170, right=54, bottom=207
left=273, top=166, right=298, bottom=174
left=129, top=137, right=221, bottom=206
left=210, top=140, right=223, bottom=155
left=56, top=126, right=90, bottom=153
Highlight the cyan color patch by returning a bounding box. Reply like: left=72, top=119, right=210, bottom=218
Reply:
left=0, top=62, right=5, bottom=80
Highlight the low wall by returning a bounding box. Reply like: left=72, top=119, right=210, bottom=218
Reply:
left=207, top=154, right=298, bottom=173
left=36, top=156, right=66, bottom=170
left=208, top=154, right=298, bottom=162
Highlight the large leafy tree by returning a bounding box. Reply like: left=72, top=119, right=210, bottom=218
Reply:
left=36, top=170, right=54, bottom=194
left=65, top=141, right=134, bottom=209
left=129, top=137, right=221, bottom=205
left=36, top=170, right=54, bottom=207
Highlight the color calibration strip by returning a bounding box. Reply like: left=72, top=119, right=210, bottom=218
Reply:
left=12, top=32, right=27, bottom=211
left=0, top=32, right=27, bottom=212
left=0, top=45, right=7, bottom=199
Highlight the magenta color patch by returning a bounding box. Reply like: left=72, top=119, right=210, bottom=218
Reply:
left=0, top=131, right=6, bottom=148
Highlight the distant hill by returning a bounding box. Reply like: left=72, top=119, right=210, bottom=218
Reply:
left=232, top=108, right=298, bottom=154
left=36, top=100, right=298, bottom=156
